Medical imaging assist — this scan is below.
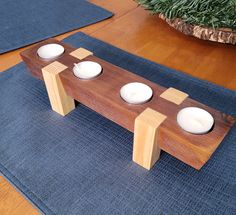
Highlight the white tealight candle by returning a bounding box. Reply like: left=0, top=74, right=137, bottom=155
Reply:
left=73, top=61, right=102, bottom=80
left=120, top=82, right=153, bottom=105
left=177, top=107, right=214, bottom=134
left=37, top=44, right=64, bottom=60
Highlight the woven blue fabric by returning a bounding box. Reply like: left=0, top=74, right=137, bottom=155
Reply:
left=0, top=0, right=112, bottom=53
left=0, top=32, right=236, bottom=215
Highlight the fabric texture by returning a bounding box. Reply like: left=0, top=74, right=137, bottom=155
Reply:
left=0, top=32, right=236, bottom=215
left=0, top=0, right=112, bottom=53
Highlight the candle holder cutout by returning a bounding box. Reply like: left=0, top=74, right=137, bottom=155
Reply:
left=73, top=61, right=102, bottom=80
left=37, top=44, right=65, bottom=60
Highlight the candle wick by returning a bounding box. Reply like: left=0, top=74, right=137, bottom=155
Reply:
left=74, top=63, right=79, bottom=70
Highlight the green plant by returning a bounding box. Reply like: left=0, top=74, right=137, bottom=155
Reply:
left=137, top=0, right=236, bottom=30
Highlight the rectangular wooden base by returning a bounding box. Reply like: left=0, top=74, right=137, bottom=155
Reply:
left=20, top=38, right=235, bottom=170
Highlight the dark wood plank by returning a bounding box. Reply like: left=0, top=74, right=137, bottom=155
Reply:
left=21, top=38, right=235, bottom=169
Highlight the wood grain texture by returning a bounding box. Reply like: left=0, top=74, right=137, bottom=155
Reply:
left=42, top=61, right=75, bottom=116
left=2, top=5, right=236, bottom=91
left=160, top=87, right=189, bottom=105
left=21, top=38, right=235, bottom=170
left=133, top=108, right=167, bottom=169
left=0, top=1, right=137, bottom=213
left=88, top=6, right=236, bottom=90
left=0, top=176, right=39, bottom=215
left=70, top=48, right=93, bottom=60
left=1, top=0, right=236, bottom=212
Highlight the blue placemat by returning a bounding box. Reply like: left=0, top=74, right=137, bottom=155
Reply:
left=0, top=32, right=236, bottom=215
left=0, top=0, right=112, bottom=53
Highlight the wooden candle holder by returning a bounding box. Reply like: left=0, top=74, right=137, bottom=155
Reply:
left=20, top=38, right=235, bottom=170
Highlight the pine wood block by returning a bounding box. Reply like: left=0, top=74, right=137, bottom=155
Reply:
left=160, top=87, right=189, bottom=105
left=42, top=61, right=75, bottom=116
left=20, top=38, right=76, bottom=80
left=70, top=48, right=93, bottom=60
left=133, top=108, right=167, bottom=170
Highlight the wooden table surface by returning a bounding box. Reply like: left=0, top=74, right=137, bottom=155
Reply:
left=0, top=176, right=38, bottom=215
left=0, top=0, right=235, bottom=214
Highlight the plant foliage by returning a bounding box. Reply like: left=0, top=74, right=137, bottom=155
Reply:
left=137, top=0, right=236, bottom=30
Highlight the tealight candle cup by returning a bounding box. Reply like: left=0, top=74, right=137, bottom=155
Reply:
left=177, top=107, right=214, bottom=134
left=73, top=61, right=102, bottom=80
left=37, top=43, right=65, bottom=60
left=120, top=82, right=153, bottom=105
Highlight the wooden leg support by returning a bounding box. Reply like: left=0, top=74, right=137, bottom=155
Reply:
left=42, top=61, right=75, bottom=116
left=133, top=108, right=167, bottom=170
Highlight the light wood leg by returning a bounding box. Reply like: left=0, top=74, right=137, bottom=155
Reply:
left=133, top=108, right=167, bottom=170
left=42, top=61, right=75, bottom=116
